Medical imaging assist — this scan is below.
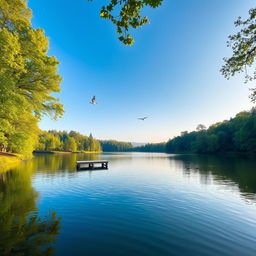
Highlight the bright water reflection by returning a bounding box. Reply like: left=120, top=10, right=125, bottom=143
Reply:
left=0, top=152, right=256, bottom=256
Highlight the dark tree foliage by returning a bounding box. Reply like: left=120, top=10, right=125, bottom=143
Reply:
left=131, top=142, right=166, bottom=152
left=89, top=0, right=163, bottom=45
left=222, top=8, right=256, bottom=102
left=100, top=140, right=133, bottom=152
left=100, top=140, right=165, bottom=152
left=166, top=109, right=256, bottom=154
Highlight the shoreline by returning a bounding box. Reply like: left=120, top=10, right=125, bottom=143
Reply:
left=33, top=150, right=102, bottom=154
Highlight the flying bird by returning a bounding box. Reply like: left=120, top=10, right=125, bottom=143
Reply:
left=90, top=96, right=97, bottom=105
left=138, top=117, right=148, bottom=121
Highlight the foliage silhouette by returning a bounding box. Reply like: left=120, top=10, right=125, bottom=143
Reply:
left=89, top=0, right=163, bottom=45
left=166, top=109, right=256, bottom=154
left=222, top=8, right=256, bottom=102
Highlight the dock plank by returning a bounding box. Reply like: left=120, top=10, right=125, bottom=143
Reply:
left=76, top=160, right=108, bottom=170
left=76, top=160, right=108, bottom=164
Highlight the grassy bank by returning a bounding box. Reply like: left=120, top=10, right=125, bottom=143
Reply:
left=0, top=152, right=23, bottom=172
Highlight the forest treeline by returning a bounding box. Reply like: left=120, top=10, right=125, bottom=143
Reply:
left=36, top=131, right=101, bottom=152
left=166, top=109, right=256, bottom=154
left=36, top=109, right=256, bottom=154
left=130, top=143, right=166, bottom=152
left=100, top=140, right=165, bottom=152
left=100, top=140, right=133, bottom=152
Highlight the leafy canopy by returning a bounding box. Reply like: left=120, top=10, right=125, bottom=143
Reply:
left=0, top=0, right=63, bottom=155
left=36, top=130, right=102, bottom=152
left=166, top=108, right=256, bottom=154
left=221, top=8, right=256, bottom=102
left=89, top=0, right=163, bottom=45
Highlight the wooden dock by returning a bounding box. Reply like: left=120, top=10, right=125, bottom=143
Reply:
left=76, top=160, right=108, bottom=170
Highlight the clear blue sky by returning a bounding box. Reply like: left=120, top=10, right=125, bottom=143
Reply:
left=30, top=0, right=255, bottom=143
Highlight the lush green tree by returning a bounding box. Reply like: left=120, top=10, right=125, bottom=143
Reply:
left=221, top=8, right=256, bottom=102
left=100, top=140, right=133, bottom=152
left=196, top=124, right=206, bottom=131
left=63, top=137, right=77, bottom=152
left=88, top=133, right=101, bottom=152
left=166, top=109, right=256, bottom=154
left=0, top=0, right=63, bottom=156
left=92, top=139, right=101, bottom=152
left=233, top=112, right=256, bottom=152
left=44, top=133, right=61, bottom=151
left=69, top=131, right=89, bottom=151
left=89, top=0, right=163, bottom=45
left=0, top=132, right=7, bottom=152
left=206, top=134, right=218, bottom=153
left=180, top=131, right=188, bottom=136
left=36, top=131, right=102, bottom=152
left=36, top=132, right=61, bottom=151
left=5, top=112, right=39, bottom=156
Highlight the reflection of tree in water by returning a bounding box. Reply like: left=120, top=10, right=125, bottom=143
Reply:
left=172, top=154, right=256, bottom=200
left=33, top=153, right=100, bottom=173
left=0, top=165, right=61, bottom=256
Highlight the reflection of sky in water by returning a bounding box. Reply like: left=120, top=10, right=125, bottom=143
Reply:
left=7, top=152, right=256, bottom=256
left=32, top=153, right=256, bottom=207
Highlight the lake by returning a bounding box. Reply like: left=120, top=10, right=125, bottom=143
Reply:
left=0, top=152, right=256, bottom=256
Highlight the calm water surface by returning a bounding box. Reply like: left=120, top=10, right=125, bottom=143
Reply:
left=0, top=153, right=256, bottom=255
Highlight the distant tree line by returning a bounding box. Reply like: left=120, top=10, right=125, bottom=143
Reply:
left=130, top=143, right=166, bottom=152
left=100, top=140, right=133, bottom=152
left=36, top=131, right=101, bottom=152
left=36, top=108, right=256, bottom=155
left=166, top=109, right=256, bottom=154
left=100, top=140, right=166, bottom=153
